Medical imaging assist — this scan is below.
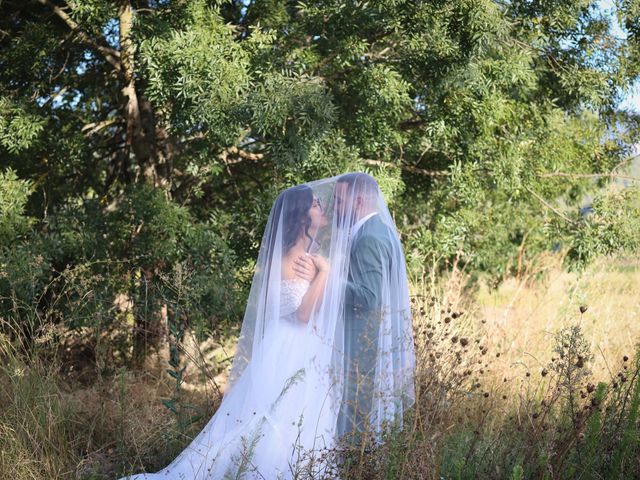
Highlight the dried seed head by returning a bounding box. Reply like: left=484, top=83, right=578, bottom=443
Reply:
left=579, top=305, right=588, bottom=314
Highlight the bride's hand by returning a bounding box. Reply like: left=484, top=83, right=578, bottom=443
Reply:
left=310, top=254, right=330, bottom=274
left=293, top=254, right=318, bottom=281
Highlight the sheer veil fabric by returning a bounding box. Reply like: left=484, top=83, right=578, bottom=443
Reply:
left=119, top=173, right=415, bottom=479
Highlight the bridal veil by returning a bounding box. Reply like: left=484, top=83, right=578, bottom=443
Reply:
left=120, top=172, right=415, bottom=479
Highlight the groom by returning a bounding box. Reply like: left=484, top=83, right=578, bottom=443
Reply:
left=332, top=172, right=394, bottom=443
left=294, top=173, right=395, bottom=443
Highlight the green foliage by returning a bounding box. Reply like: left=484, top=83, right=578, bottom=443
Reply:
left=0, top=169, right=34, bottom=244
left=0, top=97, right=45, bottom=154
left=1, top=0, right=639, bottom=363
left=0, top=185, right=242, bottom=357
left=138, top=6, right=250, bottom=142
left=567, top=186, right=640, bottom=267
left=246, top=72, right=337, bottom=165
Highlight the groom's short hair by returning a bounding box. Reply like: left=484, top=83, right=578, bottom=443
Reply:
left=337, top=172, right=379, bottom=207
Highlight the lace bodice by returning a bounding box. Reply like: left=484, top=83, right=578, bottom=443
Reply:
left=280, top=278, right=310, bottom=318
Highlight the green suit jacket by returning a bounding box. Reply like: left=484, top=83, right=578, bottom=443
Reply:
left=339, top=213, right=396, bottom=437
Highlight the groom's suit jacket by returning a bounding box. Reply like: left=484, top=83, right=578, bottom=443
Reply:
left=339, top=213, right=396, bottom=437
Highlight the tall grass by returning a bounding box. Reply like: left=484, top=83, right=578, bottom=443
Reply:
left=0, top=318, right=219, bottom=479
left=0, top=342, right=75, bottom=478
left=339, top=255, right=640, bottom=479
left=1, top=254, right=638, bottom=479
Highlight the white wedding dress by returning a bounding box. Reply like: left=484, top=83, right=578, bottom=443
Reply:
left=121, top=278, right=339, bottom=480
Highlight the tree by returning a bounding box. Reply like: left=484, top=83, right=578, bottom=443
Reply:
left=1, top=0, right=639, bottom=360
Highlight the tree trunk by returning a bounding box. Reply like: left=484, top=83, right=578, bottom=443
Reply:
left=119, top=0, right=168, bottom=188
left=119, top=1, right=170, bottom=365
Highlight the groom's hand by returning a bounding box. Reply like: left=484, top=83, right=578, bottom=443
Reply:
left=293, top=254, right=317, bottom=281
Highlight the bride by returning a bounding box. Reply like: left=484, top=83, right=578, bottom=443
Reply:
left=119, top=174, right=415, bottom=479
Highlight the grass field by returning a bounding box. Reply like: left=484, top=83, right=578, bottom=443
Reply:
left=1, top=254, right=639, bottom=479
left=474, top=255, right=640, bottom=381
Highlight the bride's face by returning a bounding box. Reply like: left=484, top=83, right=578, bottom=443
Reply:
left=309, top=196, right=328, bottom=230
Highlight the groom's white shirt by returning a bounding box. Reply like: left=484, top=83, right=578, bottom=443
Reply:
left=350, top=211, right=378, bottom=241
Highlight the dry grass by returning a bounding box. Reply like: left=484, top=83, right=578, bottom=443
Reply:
left=1, top=253, right=638, bottom=479
left=474, top=254, right=640, bottom=382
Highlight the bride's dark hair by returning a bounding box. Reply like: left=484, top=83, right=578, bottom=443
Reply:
left=271, top=185, right=314, bottom=254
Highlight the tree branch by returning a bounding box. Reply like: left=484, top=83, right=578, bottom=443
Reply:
left=525, top=186, right=578, bottom=225
left=362, top=159, right=450, bottom=176
left=538, top=172, right=640, bottom=182
left=37, top=0, right=121, bottom=72
left=82, top=118, right=120, bottom=136
left=220, top=145, right=265, bottom=165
